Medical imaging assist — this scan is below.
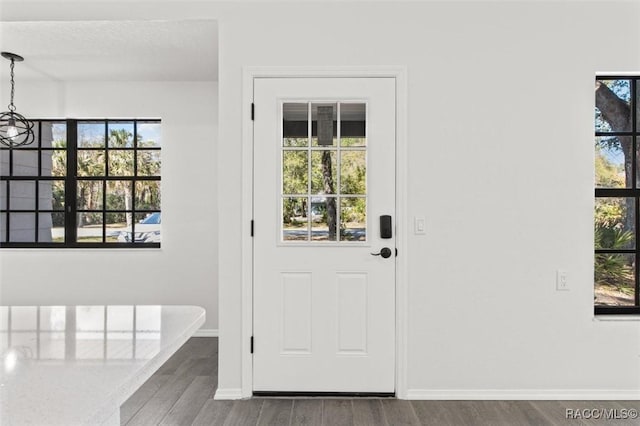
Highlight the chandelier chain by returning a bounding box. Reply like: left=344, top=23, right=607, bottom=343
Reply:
left=8, top=58, right=16, bottom=112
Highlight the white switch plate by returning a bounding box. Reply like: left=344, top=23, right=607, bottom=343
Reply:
left=414, top=216, right=426, bottom=235
left=556, top=269, right=569, bottom=291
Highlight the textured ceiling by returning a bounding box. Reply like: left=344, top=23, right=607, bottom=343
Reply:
left=0, top=20, right=218, bottom=81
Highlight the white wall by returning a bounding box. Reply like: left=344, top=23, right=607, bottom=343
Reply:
left=2, top=0, right=640, bottom=398
left=0, top=80, right=220, bottom=331
left=215, top=0, right=640, bottom=397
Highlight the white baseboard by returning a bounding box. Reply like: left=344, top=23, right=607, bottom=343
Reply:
left=214, top=388, right=244, bottom=400
left=193, top=328, right=218, bottom=337
left=406, top=389, right=640, bottom=400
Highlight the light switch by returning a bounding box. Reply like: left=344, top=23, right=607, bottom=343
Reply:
left=414, top=216, right=426, bottom=235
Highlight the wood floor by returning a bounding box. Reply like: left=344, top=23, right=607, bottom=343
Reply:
left=122, top=338, right=640, bottom=425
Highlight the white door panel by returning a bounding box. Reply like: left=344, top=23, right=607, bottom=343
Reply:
left=253, top=77, right=395, bottom=393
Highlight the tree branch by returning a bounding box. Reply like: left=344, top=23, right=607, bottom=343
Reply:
left=595, top=81, right=631, bottom=131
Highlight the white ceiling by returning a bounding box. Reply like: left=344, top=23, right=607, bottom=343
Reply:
left=0, top=20, right=218, bottom=82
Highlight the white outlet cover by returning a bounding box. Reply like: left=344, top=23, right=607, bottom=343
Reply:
left=556, top=269, right=569, bottom=291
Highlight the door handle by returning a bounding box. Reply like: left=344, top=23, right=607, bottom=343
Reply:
left=371, top=247, right=392, bottom=258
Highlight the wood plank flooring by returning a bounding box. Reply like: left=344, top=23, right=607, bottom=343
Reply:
left=122, top=338, right=640, bottom=425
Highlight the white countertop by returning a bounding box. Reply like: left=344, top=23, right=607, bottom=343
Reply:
left=0, top=305, right=205, bottom=425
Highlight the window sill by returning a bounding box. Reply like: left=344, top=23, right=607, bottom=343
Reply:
left=593, top=315, right=640, bottom=321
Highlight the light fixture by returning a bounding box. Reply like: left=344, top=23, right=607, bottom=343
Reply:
left=0, top=52, right=34, bottom=147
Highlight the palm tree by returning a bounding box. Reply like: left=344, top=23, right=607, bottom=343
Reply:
left=108, top=129, right=134, bottom=226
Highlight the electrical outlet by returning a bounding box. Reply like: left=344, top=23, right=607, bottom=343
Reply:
left=556, top=269, right=569, bottom=291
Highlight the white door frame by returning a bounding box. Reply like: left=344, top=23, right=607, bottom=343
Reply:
left=240, top=66, right=408, bottom=399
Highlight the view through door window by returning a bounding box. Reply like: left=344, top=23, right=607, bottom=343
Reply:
left=281, top=102, right=367, bottom=243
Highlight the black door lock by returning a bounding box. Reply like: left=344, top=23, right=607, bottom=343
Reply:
left=380, top=215, right=392, bottom=239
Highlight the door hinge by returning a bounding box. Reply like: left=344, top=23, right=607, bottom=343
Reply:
left=250, top=336, right=254, bottom=353
left=251, top=103, right=255, bottom=121
left=251, top=220, right=254, bottom=237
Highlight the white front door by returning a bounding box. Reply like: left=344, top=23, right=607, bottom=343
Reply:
left=253, top=77, right=396, bottom=393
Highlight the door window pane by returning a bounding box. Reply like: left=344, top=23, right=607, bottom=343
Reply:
left=283, top=103, right=308, bottom=147
left=312, top=103, right=337, bottom=147
left=283, top=197, right=308, bottom=241
left=311, top=196, right=337, bottom=241
left=340, top=197, right=366, bottom=241
left=311, top=151, right=337, bottom=194
left=283, top=151, right=308, bottom=194
left=340, top=151, right=366, bottom=195
left=340, top=103, right=366, bottom=146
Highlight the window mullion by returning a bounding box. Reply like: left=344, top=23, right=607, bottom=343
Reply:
left=132, top=121, right=137, bottom=243
left=103, top=121, right=108, bottom=243
left=66, top=120, right=78, bottom=244
left=35, top=123, right=42, bottom=243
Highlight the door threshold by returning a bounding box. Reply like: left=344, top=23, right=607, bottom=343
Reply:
left=253, top=391, right=395, bottom=398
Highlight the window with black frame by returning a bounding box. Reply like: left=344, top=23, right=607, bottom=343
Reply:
left=595, top=77, right=640, bottom=314
left=0, top=119, right=161, bottom=247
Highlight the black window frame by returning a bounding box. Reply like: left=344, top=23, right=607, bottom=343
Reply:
left=0, top=118, right=161, bottom=248
left=595, top=76, right=639, bottom=315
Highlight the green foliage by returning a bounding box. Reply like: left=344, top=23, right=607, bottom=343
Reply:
left=283, top=151, right=308, bottom=194
left=594, top=79, right=636, bottom=295
left=50, top=127, right=161, bottom=228
left=282, top=197, right=306, bottom=225
left=595, top=145, right=624, bottom=187
left=594, top=197, right=634, bottom=289
left=595, top=226, right=633, bottom=249
left=595, top=252, right=634, bottom=289
left=594, top=198, right=625, bottom=229
left=594, top=225, right=635, bottom=290
left=282, top=147, right=366, bottom=226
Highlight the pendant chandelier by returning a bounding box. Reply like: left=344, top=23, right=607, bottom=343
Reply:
left=0, top=52, right=34, bottom=147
